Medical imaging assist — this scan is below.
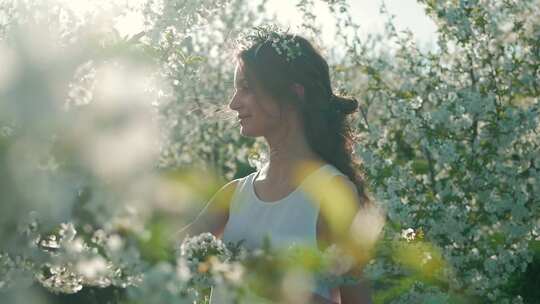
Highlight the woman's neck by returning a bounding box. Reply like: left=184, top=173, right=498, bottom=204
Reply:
left=259, top=124, right=323, bottom=183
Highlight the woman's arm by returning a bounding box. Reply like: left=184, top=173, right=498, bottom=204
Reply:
left=175, top=179, right=238, bottom=240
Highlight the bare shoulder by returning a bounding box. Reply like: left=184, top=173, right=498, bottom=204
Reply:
left=208, top=178, right=240, bottom=210
left=329, top=175, right=357, bottom=193
left=326, top=174, right=361, bottom=210
left=178, top=178, right=240, bottom=239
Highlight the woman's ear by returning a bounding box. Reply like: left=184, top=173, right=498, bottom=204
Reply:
left=291, top=83, right=305, bottom=101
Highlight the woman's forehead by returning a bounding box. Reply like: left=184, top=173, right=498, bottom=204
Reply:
left=234, top=63, right=251, bottom=86
left=234, top=64, right=245, bottom=81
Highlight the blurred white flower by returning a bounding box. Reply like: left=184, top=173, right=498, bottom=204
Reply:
left=322, top=244, right=355, bottom=276
left=35, top=264, right=83, bottom=294
left=176, top=257, right=191, bottom=281
left=351, top=203, right=385, bottom=249
left=177, top=232, right=232, bottom=287
left=66, top=238, right=85, bottom=254
left=0, top=43, right=19, bottom=94
left=106, top=234, right=124, bottom=252
left=76, top=256, right=108, bottom=280
left=401, top=228, right=416, bottom=242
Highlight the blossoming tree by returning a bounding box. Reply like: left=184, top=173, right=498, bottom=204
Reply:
left=0, top=0, right=538, bottom=303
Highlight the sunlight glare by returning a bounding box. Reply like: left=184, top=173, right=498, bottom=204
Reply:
left=114, top=10, right=146, bottom=38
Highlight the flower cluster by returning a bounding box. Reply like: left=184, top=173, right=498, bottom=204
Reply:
left=35, top=263, right=84, bottom=294
left=177, top=232, right=233, bottom=287
left=175, top=233, right=362, bottom=301
left=1, top=220, right=143, bottom=295
left=238, top=25, right=303, bottom=62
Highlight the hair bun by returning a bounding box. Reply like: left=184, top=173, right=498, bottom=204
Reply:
left=331, top=95, right=358, bottom=115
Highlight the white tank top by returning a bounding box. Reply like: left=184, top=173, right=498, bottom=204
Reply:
left=210, top=163, right=348, bottom=303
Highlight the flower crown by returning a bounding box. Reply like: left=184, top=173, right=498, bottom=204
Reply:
left=237, top=25, right=303, bottom=62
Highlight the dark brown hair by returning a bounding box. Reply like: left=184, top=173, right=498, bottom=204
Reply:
left=236, top=33, right=370, bottom=207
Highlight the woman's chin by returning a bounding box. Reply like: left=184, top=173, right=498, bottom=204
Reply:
left=240, top=127, right=258, bottom=137
left=240, top=129, right=254, bottom=137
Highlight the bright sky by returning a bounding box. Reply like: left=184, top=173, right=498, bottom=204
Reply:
left=262, top=0, right=438, bottom=51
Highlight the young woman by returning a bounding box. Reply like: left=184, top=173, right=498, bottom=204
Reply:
left=182, top=28, right=373, bottom=304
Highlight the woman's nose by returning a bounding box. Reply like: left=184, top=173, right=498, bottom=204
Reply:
left=228, top=92, right=241, bottom=111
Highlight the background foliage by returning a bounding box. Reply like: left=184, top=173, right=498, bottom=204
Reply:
left=0, top=0, right=538, bottom=303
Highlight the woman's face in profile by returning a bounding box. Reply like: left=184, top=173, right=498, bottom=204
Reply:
left=228, top=62, right=284, bottom=137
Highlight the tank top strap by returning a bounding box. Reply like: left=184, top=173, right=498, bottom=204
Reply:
left=228, top=171, right=257, bottom=213
left=299, top=163, right=349, bottom=192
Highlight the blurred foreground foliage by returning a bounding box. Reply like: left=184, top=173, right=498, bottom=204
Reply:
left=0, top=0, right=539, bottom=303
